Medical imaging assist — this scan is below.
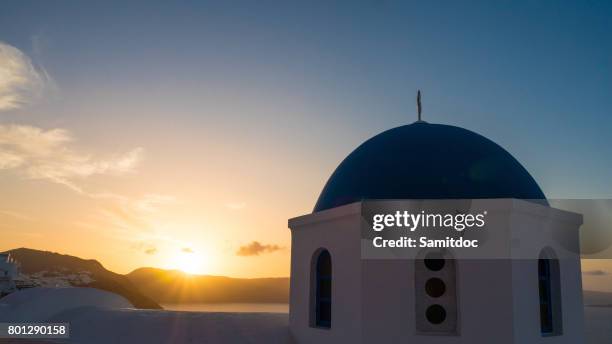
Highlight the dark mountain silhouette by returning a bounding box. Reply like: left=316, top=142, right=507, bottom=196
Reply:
left=3, top=248, right=161, bottom=309
left=127, top=267, right=289, bottom=304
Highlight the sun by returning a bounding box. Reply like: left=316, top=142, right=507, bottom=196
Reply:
left=169, top=251, right=202, bottom=275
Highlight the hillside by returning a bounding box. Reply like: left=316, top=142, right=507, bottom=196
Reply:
left=127, top=268, right=289, bottom=304
left=4, top=248, right=161, bottom=309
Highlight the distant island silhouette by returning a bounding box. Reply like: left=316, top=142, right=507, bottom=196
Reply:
left=2, top=248, right=289, bottom=308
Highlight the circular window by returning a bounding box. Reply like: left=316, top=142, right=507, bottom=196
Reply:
left=426, top=304, right=447, bottom=324
left=425, top=278, right=446, bottom=298
left=424, top=252, right=445, bottom=271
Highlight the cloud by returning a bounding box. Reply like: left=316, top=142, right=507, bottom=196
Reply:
left=130, top=241, right=158, bottom=255
left=181, top=247, right=194, bottom=253
left=583, top=269, right=609, bottom=276
left=0, top=42, right=180, bottom=251
left=0, top=124, right=143, bottom=192
left=236, top=241, right=283, bottom=257
left=0, top=43, right=140, bottom=195
left=0, top=42, right=48, bottom=111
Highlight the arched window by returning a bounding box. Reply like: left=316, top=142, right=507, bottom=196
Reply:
left=310, top=249, right=332, bottom=328
left=538, top=248, right=562, bottom=336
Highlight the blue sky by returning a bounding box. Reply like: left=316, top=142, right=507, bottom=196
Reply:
left=0, top=1, right=611, bottom=276
left=2, top=1, right=610, bottom=198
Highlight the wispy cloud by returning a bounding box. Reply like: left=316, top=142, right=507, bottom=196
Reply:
left=181, top=247, right=194, bottom=253
left=0, top=124, right=143, bottom=193
left=88, top=193, right=180, bottom=248
left=0, top=42, right=180, bottom=252
left=0, top=43, right=137, bottom=193
left=0, top=42, right=48, bottom=111
left=583, top=269, right=609, bottom=276
left=97, top=200, right=153, bottom=234
left=236, top=241, right=283, bottom=257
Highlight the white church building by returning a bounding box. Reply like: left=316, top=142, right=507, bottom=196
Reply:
left=288, top=120, right=585, bottom=343
left=0, top=253, right=18, bottom=297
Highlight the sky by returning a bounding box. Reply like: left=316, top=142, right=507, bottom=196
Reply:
left=0, top=1, right=611, bottom=284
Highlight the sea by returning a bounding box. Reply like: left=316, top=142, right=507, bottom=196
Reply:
left=161, top=303, right=289, bottom=313
left=161, top=304, right=611, bottom=343
left=585, top=306, right=612, bottom=343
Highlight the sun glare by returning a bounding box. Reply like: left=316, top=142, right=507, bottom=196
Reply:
left=169, top=251, right=203, bottom=275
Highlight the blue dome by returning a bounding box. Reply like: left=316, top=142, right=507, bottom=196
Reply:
left=314, top=122, right=546, bottom=212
